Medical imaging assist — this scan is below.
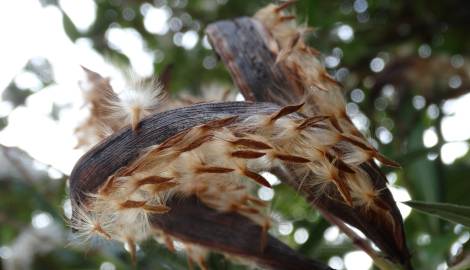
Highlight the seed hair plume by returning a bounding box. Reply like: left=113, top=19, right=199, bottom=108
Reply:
left=75, top=67, right=167, bottom=149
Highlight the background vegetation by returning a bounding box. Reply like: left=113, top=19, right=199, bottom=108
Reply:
left=1, top=0, right=470, bottom=269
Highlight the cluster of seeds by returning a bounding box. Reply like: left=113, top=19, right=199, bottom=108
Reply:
left=70, top=2, right=405, bottom=269
left=72, top=101, right=398, bottom=266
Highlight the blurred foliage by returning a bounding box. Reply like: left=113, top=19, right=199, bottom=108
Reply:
left=1, top=0, right=470, bottom=270
left=405, top=201, right=470, bottom=228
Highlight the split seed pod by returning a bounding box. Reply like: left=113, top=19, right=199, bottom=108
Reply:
left=69, top=102, right=333, bottom=270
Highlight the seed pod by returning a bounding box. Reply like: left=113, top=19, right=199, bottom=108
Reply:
left=69, top=102, right=333, bottom=270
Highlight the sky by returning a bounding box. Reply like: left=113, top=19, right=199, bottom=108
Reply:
left=0, top=0, right=204, bottom=174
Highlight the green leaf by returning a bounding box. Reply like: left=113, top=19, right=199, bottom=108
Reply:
left=404, top=200, right=470, bottom=227
left=62, top=12, right=80, bottom=41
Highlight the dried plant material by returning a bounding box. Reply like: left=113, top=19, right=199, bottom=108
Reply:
left=70, top=102, right=335, bottom=269
left=71, top=97, right=408, bottom=267
left=75, top=67, right=167, bottom=149
left=69, top=2, right=412, bottom=269
left=251, top=4, right=410, bottom=268
left=206, top=3, right=411, bottom=268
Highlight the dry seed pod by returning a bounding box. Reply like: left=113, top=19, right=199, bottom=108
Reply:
left=70, top=102, right=406, bottom=268
left=69, top=102, right=333, bottom=270
left=207, top=3, right=412, bottom=269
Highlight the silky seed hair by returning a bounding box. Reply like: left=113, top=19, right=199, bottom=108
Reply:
left=75, top=67, right=166, bottom=149
left=109, top=74, right=166, bottom=131
left=71, top=2, right=401, bottom=267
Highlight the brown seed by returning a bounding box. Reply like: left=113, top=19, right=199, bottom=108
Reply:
left=324, top=152, right=356, bottom=174
left=243, top=170, right=272, bottom=188
left=232, top=150, right=266, bottom=159
left=274, top=0, right=297, bottom=13
left=136, top=175, right=174, bottom=187
left=195, top=166, right=235, bottom=174
left=288, top=32, right=301, bottom=49
left=238, top=205, right=260, bottom=215
left=157, top=129, right=191, bottom=151
left=321, top=71, right=340, bottom=86
left=120, top=200, right=147, bottom=209
left=300, top=45, right=321, bottom=56
left=275, top=33, right=301, bottom=63
left=143, top=204, right=171, bottom=213
left=331, top=176, right=353, bottom=207
left=340, top=134, right=373, bottom=151
left=373, top=152, right=401, bottom=168
left=332, top=159, right=356, bottom=174
left=275, top=153, right=310, bottom=163
left=329, top=117, right=343, bottom=132
left=152, top=181, right=179, bottom=193
left=312, top=82, right=328, bottom=92
left=179, top=134, right=213, bottom=152
left=246, top=195, right=267, bottom=207
left=269, top=103, right=304, bottom=122
left=93, top=224, right=112, bottom=240
left=231, top=138, right=272, bottom=149
left=98, top=175, right=116, bottom=196
left=279, top=15, right=296, bottom=21
left=126, top=238, right=137, bottom=265
left=260, top=221, right=269, bottom=252
left=297, top=115, right=330, bottom=130
left=201, top=116, right=238, bottom=129
left=131, top=106, right=142, bottom=132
